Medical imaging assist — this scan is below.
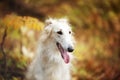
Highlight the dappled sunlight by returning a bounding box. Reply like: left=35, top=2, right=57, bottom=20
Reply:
left=0, top=0, right=120, bottom=80
left=73, top=27, right=119, bottom=79
left=2, top=14, right=44, bottom=31
left=74, top=40, right=89, bottom=61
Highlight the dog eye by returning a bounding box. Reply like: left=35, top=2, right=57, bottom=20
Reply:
left=57, top=31, right=63, bottom=35
left=69, top=31, right=71, bottom=34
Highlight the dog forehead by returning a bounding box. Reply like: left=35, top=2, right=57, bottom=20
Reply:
left=53, top=22, right=71, bottom=31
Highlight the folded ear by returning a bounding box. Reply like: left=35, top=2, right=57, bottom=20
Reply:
left=44, top=18, right=53, bottom=32
left=45, top=19, right=52, bottom=26
left=45, top=18, right=55, bottom=26
left=44, top=18, right=54, bottom=39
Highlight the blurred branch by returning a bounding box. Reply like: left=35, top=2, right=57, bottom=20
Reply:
left=0, top=28, right=7, bottom=79
left=0, top=0, right=45, bottom=20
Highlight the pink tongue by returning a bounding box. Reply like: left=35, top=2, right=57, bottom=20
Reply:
left=57, top=43, right=70, bottom=64
left=63, top=51, right=69, bottom=63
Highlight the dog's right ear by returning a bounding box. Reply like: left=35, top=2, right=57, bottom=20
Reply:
left=45, top=18, right=55, bottom=26
left=45, top=20, right=52, bottom=26
left=43, top=18, right=54, bottom=38
left=44, top=18, right=53, bottom=32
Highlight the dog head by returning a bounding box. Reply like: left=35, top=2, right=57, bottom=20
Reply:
left=44, top=18, right=75, bottom=63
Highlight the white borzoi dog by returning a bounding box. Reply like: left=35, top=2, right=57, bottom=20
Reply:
left=26, top=18, right=75, bottom=80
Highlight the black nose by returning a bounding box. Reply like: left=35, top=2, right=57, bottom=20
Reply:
left=67, top=47, right=74, bottom=52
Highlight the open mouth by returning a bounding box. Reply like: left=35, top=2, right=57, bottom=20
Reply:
left=56, top=42, right=70, bottom=64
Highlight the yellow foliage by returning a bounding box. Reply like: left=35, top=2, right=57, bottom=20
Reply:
left=2, top=14, right=44, bottom=31
left=22, top=16, right=44, bottom=31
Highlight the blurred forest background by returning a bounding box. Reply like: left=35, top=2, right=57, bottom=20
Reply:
left=0, top=0, right=120, bottom=80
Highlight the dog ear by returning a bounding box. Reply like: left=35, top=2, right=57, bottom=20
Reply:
left=45, top=18, right=55, bottom=26
left=44, top=28, right=52, bottom=40
left=45, top=20, right=52, bottom=26
left=44, top=18, right=54, bottom=38
left=44, top=18, right=53, bottom=32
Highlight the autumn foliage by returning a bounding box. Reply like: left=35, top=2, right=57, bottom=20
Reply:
left=1, top=14, right=44, bottom=30
left=0, top=0, right=120, bottom=80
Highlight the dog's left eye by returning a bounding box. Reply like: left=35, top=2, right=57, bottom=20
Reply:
left=57, top=31, right=63, bottom=35
left=69, top=31, right=72, bottom=34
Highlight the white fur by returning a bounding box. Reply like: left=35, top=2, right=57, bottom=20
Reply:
left=26, top=18, right=75, bottom=80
